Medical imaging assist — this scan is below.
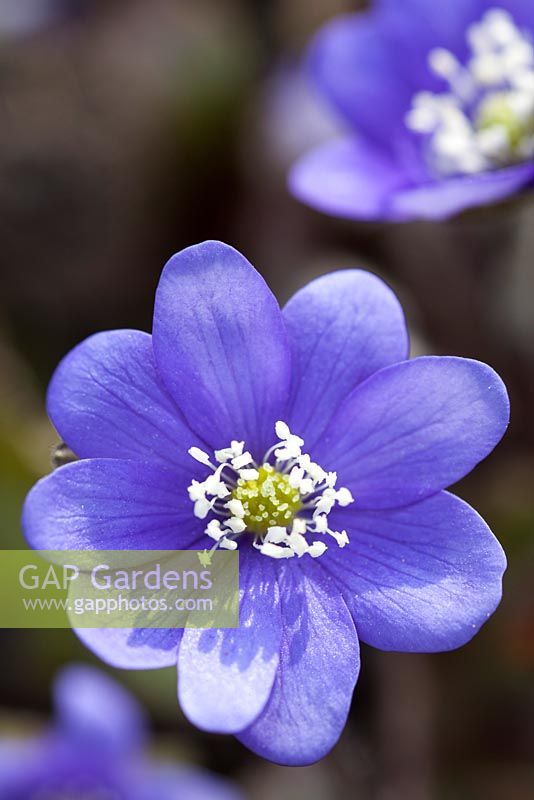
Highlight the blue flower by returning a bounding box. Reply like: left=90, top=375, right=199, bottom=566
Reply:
left=0, top=0, right=77, bottom=39
left=289, top=1, right=534, bottom=221
left=0, top=664, right=241, bottom=799
left=23, top=241, right=509, bottom=765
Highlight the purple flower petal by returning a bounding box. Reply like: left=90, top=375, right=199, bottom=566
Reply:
left=390, top=162, right=534, bottom=221
left=284, top=268, right=408, bottom=448
left=308, top=10, right=415, bottom=150
left=0, top=742, right=35, bottom=794
left=237, top=563, right=359, bottom=766
left=22, top=458, right=202, bottom=550
left=325, top=491, right=506, bottom=651
left=377, top=0, right=484, bottom=64
left=152, top=241, right=291, bottom=458
left=315, top=356, right=509, bottom=509
left=288, top=137, right=408, bottom=221
left=54, top=664, right=146, bottom=753
left=501, top=0, right=534, bottom=28
left=178, top=549, right=281, bottom=733
left=75, top=627, right=181, bottom=670
left=47, top=330, right=203, bottom=469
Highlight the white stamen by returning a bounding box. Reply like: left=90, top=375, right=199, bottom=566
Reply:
left=193, top=497, right=212, bottom=520
left=429, top=48, right=461, bottom=80
left=215, top=441, right=244, bottom=463
left=226, top=498, right=245, bottom=518
left=336, top=487, right=354, bottom=507
left=240, top=468, right=260, bottom=481
left=329, top=530, right=349, bottom=548
left=308, top=541, right=328, bottom=558
left=265, top=526, right=288, bottom=544
left=206, top=520, right=225, bottom=541
left=187, top=421, right=354, bottom=561
left=406, top=7, right=534, bottom=177
left=188, top=480, right=205, bottom=502
left=226, top=517, right=247, bottom=534
left=275, top=420, right=291, bottom=440
left=286, top=531, right=309, bottom=557
left=219, top=538, right=238, bottom=551
left=232, top=452, right=254, bottom=470
left=188, top=447, right=212, bottom=466
left=291, top=518, right=307, bottom=536
left=260, top=541, right=296, bottom=559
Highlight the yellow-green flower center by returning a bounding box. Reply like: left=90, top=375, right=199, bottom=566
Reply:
left=232, top=464, right=302, bottom=533
left=476, top=92, right=532, bottom=149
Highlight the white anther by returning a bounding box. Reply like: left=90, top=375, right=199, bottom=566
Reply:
left=336, top=487, right=354, bottom=507
left=274, top=421, right=304, bottom=460
left=308, top=541, right=328, bottom=558
left=291, top=518, right=308, bottom=536
left=315, top=491, right=336, bottom=515
left=226, top=517, right=247, bottom=534
left=313, top=514, right=329, bottom=534
left=329, top=530, right=349, bottom=548
left=275, top=439, right=302, bottom=461
left=206, top=520, right=225, bottom=541
left=232, top=452, right=254, bottom=470
left=188, top=447, right=212, bottom=466
left=298, top=456, right=327, bottom=483
left=470, top=53, right=505, bottom=85
left=226, top=498, right=245, bottom=518
left=406, top=104, right=439, bottom=134
left=326, top=472, right=337, bottom=488
left=204, top=473, right=229, bottom=498
left=299, top=478, right=315, bottom=496
left=275, top=420, right=291, bottom=440
left=429, top=48, right=461, bottom=80
left=265, top=526, right=288, bottom=544
left=286, top=531, right=309, bottom=557
left=240, top=468, right=259, bottom=481
left=193, top=497, right=213, bottom=520
left=188, top=480, right=205, bottom=502
left=214, top=448, right=233, bottom=464
left=288, top=466, right=305, bottom=488
left=219, top=538, right=238, bottom=551
left=215, top=440, right=244, bottom=463
left=485, top=8, right=517, bottom=46
left=260, top=542, right=296, bottom=559
left=468, top=22, right=493, bottom=55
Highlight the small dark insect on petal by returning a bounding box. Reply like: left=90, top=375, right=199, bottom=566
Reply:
left=51, top=442, right=78, bottom=469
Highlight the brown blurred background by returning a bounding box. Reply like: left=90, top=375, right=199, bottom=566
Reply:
left=0, top=2, right=533, bottom=799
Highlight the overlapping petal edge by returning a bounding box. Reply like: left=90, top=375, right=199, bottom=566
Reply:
left=22, top=241, right=509, bottom=765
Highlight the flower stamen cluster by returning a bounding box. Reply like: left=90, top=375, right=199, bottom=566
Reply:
left=187, top=421, right=353, bottom=559
left=405, top=8, right=534, bottom=176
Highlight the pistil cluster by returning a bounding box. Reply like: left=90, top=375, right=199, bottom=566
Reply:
left=406, top=8, right=534, bottom=176
left=187, top=421, right=353, bottom=559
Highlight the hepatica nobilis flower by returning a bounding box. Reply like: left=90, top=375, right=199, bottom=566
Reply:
left=0, top=664, right=240, bottom=800
left=23, top=241, right=509, bottom=765
left=290, top=1, right=534, bottom=221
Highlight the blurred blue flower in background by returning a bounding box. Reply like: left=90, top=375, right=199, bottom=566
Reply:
left=23, top=241, right=509, bottom=765
left=0, top=664, right=241, bottom=799
left=289, top=1, right=534, bottom=221
left=0, top=0, right=79, bottom=39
